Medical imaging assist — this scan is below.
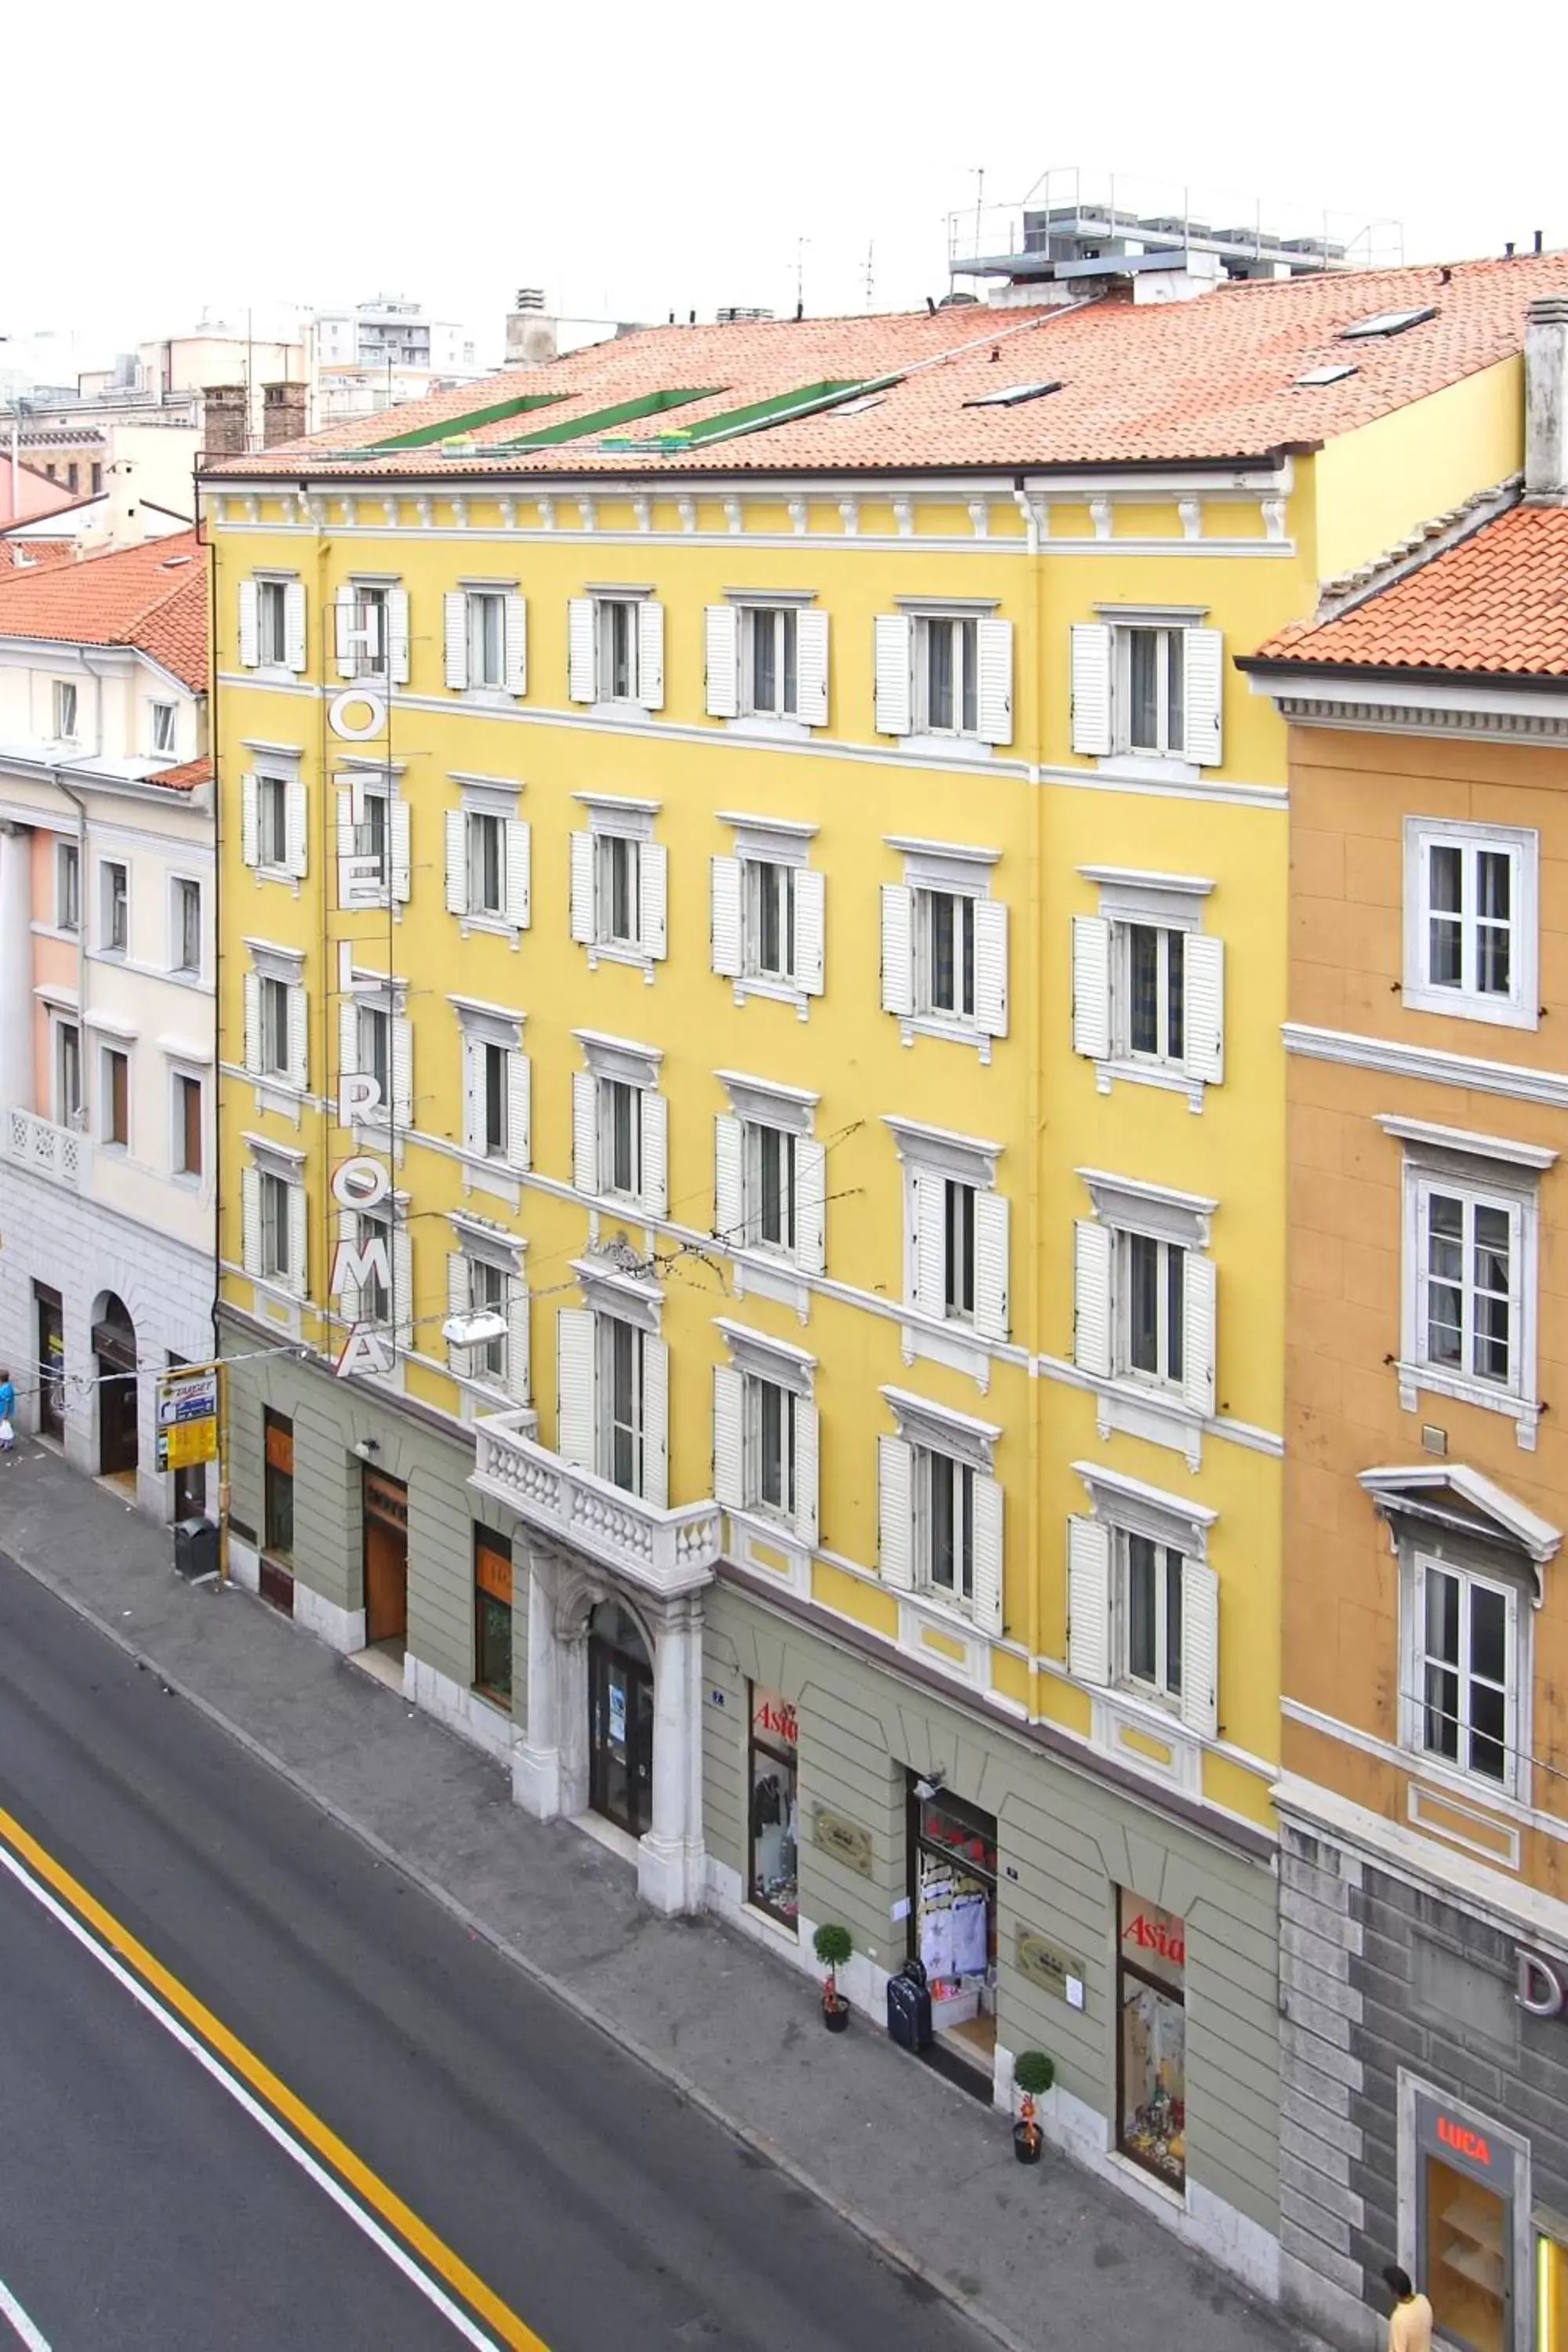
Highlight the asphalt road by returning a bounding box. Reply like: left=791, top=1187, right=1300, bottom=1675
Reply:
left=0, top=1555, right=989, bottom=2352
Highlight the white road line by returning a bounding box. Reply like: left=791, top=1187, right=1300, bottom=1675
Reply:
left=0, top=2278, right=53, bottom=2351
left=0, top=1842, right=498, bottom=2350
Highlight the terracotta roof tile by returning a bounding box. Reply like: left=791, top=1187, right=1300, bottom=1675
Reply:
left=0, top=541, right=75, bottom=573
left=0, top=531, right=208, bottom=690
left=205, top=252, right=1568, bottom=481
left=145, top=753, right=212, bottom=792
left=1252, top=503, right=1568, bottom=677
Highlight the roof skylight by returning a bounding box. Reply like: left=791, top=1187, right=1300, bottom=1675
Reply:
left=963, top=379, right=1064, bottom=408
left=1295, top=363, right=1359, bottom=387
left=1340, top=306, right=1437, bottom=341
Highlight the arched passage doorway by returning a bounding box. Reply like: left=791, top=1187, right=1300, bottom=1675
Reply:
left=587, top=1599, right=653, bottom=1838
left=92, top=1293, right=138, bottom=1479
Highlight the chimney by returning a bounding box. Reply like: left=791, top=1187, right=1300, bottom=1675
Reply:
left=505, top=287, right=557, bottom=368
left=262, top=380, right=307, bottom=447
left=1525, top=296, right=1568, bottom=502
left=202, top=383, right=249, bottom=457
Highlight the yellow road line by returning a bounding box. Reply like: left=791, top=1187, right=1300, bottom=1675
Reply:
left=0, top=1800, right=549, bottom=2352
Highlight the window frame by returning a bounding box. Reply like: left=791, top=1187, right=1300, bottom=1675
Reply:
left=54, top=1017, right=82, bottom=1127
left=1403, top=818, right=1538, bottom=1032
left=597, top=1313, right=647, bottom=1496
left=256, top=579, right=290, bottom=670
left=259, top=1169, right=292, bottom=1283
left=263, top=1410, right=295, bottom=1560
left=467, top=810, right=506, bottom=918
left=53, top=680, right=78, bottom=742
left=172, top=1070, right=204, bottom=1180
left=473, top=1529, right=514, bottom=1708
left=740, top=604, right=800, bottom=720
left=1119, top=624, right=1185, bottom=757
left=913, top=612, right=980, bottom=739
left=915, top=1444, right=976, bottom=1607
left=1117, top=920, right=1185, bottom=1069
left=150, top=700, right=178, bottom=759
left=56, top=840, right=80, bottom=935
left=913, top=885, right=977, bottom=1023
left=171, top=876, right=202, bottom=976
left=100, top=1045, right=130, bottom=1150
left=599, top=1076, right=643, bottom=1202
left=467, top=590, right=508, bottom=691
left=596, top=597, right=641, bottom=704
left=1117, top=1530, right=1185, bottom=1708
left=1117, top=1228, right=1186, bottom=1392
left=1402, top=1546, right=1526, bottom=1802
left=1394, top=1137, right=1541, bottom=1439
left=743, top=855, right=797, bottom=984
left=595, top=831, right=641, bottom=950
left=100, top=859, right=129, bottom=956
left=256, top=774, right=290, bottom=873
left=744, top=1371, right=798, bottom=1524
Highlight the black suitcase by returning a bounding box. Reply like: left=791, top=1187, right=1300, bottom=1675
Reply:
left=886, top=1957, right=933, bottom=2052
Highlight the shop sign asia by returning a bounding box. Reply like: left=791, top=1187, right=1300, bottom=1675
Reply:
left=328, top=673, right=399, bottom=1381
left=154, top=1364, right=220, bottom=1472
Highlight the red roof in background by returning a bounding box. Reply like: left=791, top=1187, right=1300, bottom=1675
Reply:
left=0, top=530, right=208, bottom=690
left=0, top=542, right=75, bottom=574
left=1253, top=502, right=1568, bottom=679
left=145, top=753, right=212, bottom=793
left=202, top=251, right=1568, bottom=480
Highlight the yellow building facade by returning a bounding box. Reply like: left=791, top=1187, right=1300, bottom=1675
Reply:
left=204, top=261, right=1558, bottom=2293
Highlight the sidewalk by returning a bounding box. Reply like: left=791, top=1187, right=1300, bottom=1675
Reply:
left=0, top=1444, right=1318, bottom=2352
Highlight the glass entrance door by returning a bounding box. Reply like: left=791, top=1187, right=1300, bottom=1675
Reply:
left=1414, top=2091, right=1517, bottom=2352
left=589, top=1602, right=653, bottom=1838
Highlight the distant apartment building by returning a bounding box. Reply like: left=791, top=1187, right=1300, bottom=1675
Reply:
left=0, top=534, right=215, bottom=1520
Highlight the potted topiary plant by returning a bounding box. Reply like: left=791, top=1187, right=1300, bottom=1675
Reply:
left=814, top=1923, right=853, bottom=2031
left=1012, top=2050, right=1054, bottom=2163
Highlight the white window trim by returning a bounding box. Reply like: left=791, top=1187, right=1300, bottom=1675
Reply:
left=1077, top=1167, right=1216, bottom=1250
left=1087, top=602, right=1214, bottom=781
left=883, top=842, right=1008, bottom=1063
left=167, top=872, right=204, bottom=982
left=1073, top=1170, right=1218, bottom=1468
left=714, top=1317, right=817, bottom=1397
left=1075, top=868, right=1220, bottom=1110
left=882, top=1384, right=1001, bottom=1474
left=1073, top=1459, right=1215, bottom=1561
left=571, top=1253, right=663, bottom=1334
left=906, top=604, right=996, bottom=756
left=1402, top=817, right=1538, bottom=1033
left=885, top=1116, right=1007, bottom=1384
left=248, top=568, right=304, bottom=677
left=884, top=1115, right=1001, bottom=1191
left=571, top=796, right=664, bottom=978
left=446, top=1214, right=528, bottom=1402
left=167, top=1060, right=206, bottom=1186
left=712, top=813, right=824, bottom=1019
left=717, top=1069, right=818, bottom=1137
left=723, top=593, right=816, bottom=737
left=99, top=1041, right=131, bottom=1152
left=574, top=1028, right=662, bottom=1093
left=1398, top=1542, right=1531, bottom=1808
left=54, top=839, right=80, bottom=936
left=584, top=586, right=657, bottom=714
left=1385, top=1117, right=1550, bottom=1446
left=98, top=858, right=129, bottom=959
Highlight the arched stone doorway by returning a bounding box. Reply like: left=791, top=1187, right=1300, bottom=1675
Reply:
left=586, top=1599, right=654, bottom=1838
left=92, top=1293, right=139, bottom=1480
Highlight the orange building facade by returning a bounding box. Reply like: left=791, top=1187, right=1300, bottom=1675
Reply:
left=1247, top=303, right=1568, bottom=2352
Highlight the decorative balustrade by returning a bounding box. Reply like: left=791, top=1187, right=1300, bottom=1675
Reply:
left=2, top=1109, right=91, bottom=1192
left=473, top=1411, right=722, bottom=1595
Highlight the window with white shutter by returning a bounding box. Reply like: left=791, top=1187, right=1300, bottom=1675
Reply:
left=1072, top=1174, right=1218, bottom=1451
left=1071, top=872, right=1224, bottom=1100
left=1070, top=1469, right=1220, bottom=1737
left=572, top=800, right=665, bottom=970
left=715, top=1341, right=819, bottom=1548
left=448, top=802, right=530, bottom=935
left=575, top=593, right=662, bottom=707
left=882, top=841, right=1007, bottom=1058
left=878, top=1429, right=1005, bottom=1634
left=238, top=579, right=261, bottom=670
left=1073, top=617, right=1225, bottom=767
left=712, top=817, right=823, bottom=1011
left=873, top=613, right=912, bottom=736
left=574, top=1033, right=666, bottom=1217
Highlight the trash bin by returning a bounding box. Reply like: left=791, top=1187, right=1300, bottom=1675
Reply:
left=886, top=1956, right=933, bottom=2053
left=173, top=1514, right=218, bottom=1579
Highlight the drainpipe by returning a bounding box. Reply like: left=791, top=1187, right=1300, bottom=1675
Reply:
left=1013, top=477, right=1045, bottom=1688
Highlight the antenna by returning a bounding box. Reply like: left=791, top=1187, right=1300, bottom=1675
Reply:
left=972, top=167, right=985, bottom=258
left=864, top=240, right=876, bottom=313
left=794, top=238, right=810, bottom=320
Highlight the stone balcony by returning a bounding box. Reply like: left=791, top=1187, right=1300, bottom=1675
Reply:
left=2, top=1108, right=92, bottom=1192
left=472, top=1410, right=723, bottom=1597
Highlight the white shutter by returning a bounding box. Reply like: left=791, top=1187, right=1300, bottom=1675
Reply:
left=335, top=789, right=358, bottom=909
left=339, top=997, right=359, bottom=1090
left=1069, top=622, right=1113, bottom=756
left=285, top=779, right=308, bottom=880
left=386, top=588, right=410, bottom=684
left=1182, top=627, right=1224, bottom=767
left=285, top=1185, right=308, bottom=1300
left=241, top=971, right=262, bottom=1076
left=1182, top=1251, right=1217, bottom=1420
left=795, top=869, right=825, bottom=996
left=796, top=609, right=829, bottom=728
left=447, top=1254, right=474, bottom=1381
left=639, top=840, right=668, bottom=960
left=1073, top=1218, right=1113, bottom=1378
left=334, top=585, right=357, bottom=679
left=713, top=1363, right=744, bottom=1509
left=556, top=1309, right=595, bottom=1469
left=505, top=818, right=531, bottom=929
left=711, top=855, right=742, bottom=978
left=794, top=1401, right=820, bottom=1547
left=506, top=1274, right=531, bottom=1404
left=880, top=884, right=914, bottom=1016
left=714, top=1112, right=745, bottom=1246
left=568, top=599, right=596, bottom=702
left=572, top=1069, right=599, bottom=1195
left=240, top=773, right=260, bottom=869
left=569, top=830, right=595, bottom=944
left=238, top=579, right=260, bottom=669
left=973, top=899, right=1008, bottom=1039
left=705, top=604, right=739, bottom=719
left=1183, top=935, right=1225, bottom=1085
left=336, top=1208, right=361, bottom=1325
left=287, top=984, right=309, bottom=1093
left=1067, top=1516, right=1112, bottom=1686
left=284, top=582, right=307, bottom=673
left=445, top=811, right=467, bottom=916
left=972, top=1473, right=1004, bottom=1636
left=795, top=1138, right=826, bottom=1276
left=642, top=1334, right=669, bottom=1508
left=390, top=1015, right=413, bottom=1127
left=913, top=1172, right=946, bottom=1314
left=641, top=1090, right=668, bottom=1218
left=878, top=1436, right=914, bottom=1591
left=506, top=1050, right=532, bottom=1174
left=973, top=1190, right=1010, bottom=1342
left=976, top=617, right=1014, bottom=746
left=390, top=798, right=411, bottom=903
left=1179, top=1559, right=1220, bottom=1739
left=241, top=1167, right=262, bottom=1276
left=873, top=613, right=913, bottom=736
left=637, top=600, right=664, bottom=709
left=461, top=1034, right=485, bottom=1154
left=503, top=593, right=528, bottom=695
left=444, top=591, right=469, bottom=690
left=1072, top=914, right=1112, bottom=1062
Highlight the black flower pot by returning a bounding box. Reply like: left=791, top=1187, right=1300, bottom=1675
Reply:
left=822, top=1997, right=850, bottom=2034
left=1012, top=2123, right=1043, bottom=2165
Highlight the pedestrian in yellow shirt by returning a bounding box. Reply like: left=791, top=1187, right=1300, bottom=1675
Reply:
left=1381, top=2265, right=1434, bottom=2352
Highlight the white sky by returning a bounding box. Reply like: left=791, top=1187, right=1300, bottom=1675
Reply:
left=6, top=0, right=1568, bottom=369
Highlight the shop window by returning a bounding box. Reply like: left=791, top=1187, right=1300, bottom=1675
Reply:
left=1426, top=2151, right=1507, bottom=2352
left=1116, top=1889, right=1186, bottom=2190
left=747, top=1687, right=798, bottom=1926
left=910, top=1784, right=997, bottom=2067
left=261, top=1411, right=296, bottom=1616
left=473, top=1530, right=513, bottom=1708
